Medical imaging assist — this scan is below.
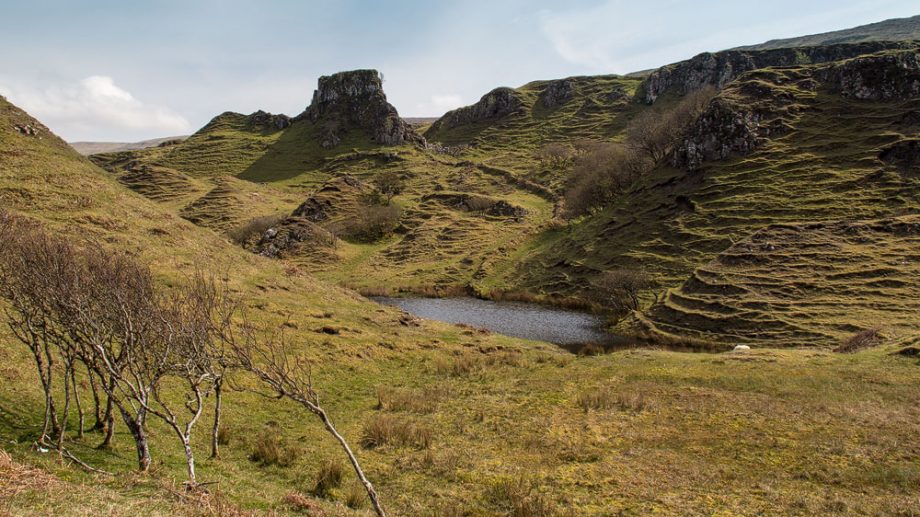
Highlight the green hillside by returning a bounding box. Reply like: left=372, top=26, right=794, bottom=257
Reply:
left=2, top=33, right=920, bottom=515
left=736, top=14, right=920, bottom=50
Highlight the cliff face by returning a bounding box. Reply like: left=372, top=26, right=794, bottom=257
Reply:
left=426, top=87, right=525, bottom=133
left=671, top=48, right=920, bottom=171
left=302, top=69, right=423, bottom=148
left=638, top=41, right=914, bottom=104
left=817, top=48, right=920, bottom=100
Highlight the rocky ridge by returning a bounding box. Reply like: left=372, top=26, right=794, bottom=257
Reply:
left=301, top=69, right=423, bottom=148
left=638, top=41, right=914, bottom=104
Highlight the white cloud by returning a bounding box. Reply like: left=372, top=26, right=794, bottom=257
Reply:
left=0, top=75, right=190, bottom=140
left=413, top=94, right=465, bottom=117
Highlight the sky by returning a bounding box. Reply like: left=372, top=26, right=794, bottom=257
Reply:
left=0, top=0, right=916, bottom=141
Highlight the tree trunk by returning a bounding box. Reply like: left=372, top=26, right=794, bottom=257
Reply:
left=57, top=363, right=72, bottom=456
left=210, top=378, right=222, bottom=459
left=70, top=365, right=84, bottom=439
left=87, top=365, right=104, bottom=431
left=182, top=437, right=196, bottom=486
left=120, top=407, right=150, bottom=472
left=98, top=376, right=116, bottom=449
left=316, top=407, right=386, bottom=517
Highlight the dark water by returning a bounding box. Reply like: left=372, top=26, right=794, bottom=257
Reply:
left=372, top=296, right=626, bottom=348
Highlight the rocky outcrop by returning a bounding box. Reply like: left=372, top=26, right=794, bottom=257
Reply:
left=291, top=175, right=366, bottom=222
left=816, top=49, right=920, bottom=100
left=246, top=110, right=291, bottom=131
left=538, top=79, right=575, bottom=108
left=671, top=99, right=764, bottom=170
left=879, top=139, right=920, bottom=171
left=301, top=69, right=423, bottom=147
left=427, top=87, right=524, bottom=133
left=256, top=217, right=336, bottom=259
left=638, top=41, right=913, bottom=103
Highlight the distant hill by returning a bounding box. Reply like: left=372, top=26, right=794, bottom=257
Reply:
left=69, top=135, right=189, bottom=156
left=735, top=14, right=920, bottom=50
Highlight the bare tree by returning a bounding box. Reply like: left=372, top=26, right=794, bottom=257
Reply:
left=229, top=325, right=387, bottom=517
left=535, top=142, right=573, bottom=168
left=627, top=86, right=716, bottom=163
left=375, top=171, right=405, bottom=206
left=591, top=268, right=655, bottom=320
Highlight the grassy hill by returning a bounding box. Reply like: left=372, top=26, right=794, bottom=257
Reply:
left=2, top=40, right=920, bottom=515
left=736, top=14, right=920, bottom=50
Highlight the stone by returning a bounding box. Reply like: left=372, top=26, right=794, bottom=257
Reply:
left=427, top=87, right=524, bottom=132
left=637, top=41, right=915, bottom=104
left=538, top=79, right=575, bottom=108
left=733, top=345, right=751, bottom=352
left=300, top=69, right=424, bottom=147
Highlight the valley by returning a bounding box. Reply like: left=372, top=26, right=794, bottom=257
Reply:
left=1, top=10, right=919, bottom=516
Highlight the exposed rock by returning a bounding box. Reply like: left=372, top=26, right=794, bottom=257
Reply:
left=13, top=124, right=39, bottom=136
left=422, top=192, right=527, bottom=218
left=538, top=79, right=575, bottom=108
left=638, top=41, right=914, bottom=103
left=879, top=139, right=920, bottom=171
left=255, top=217, right=335, bottom=258
left=291, top=175, right=366, bottom=222
left=671, top=99, right=765, bottom=170
left=816, top=49, right=920, bottom=100
left=246, top=110, right=291, bottom=131
left=427, top=87, right=524, bottom=132
left=301, top=69, right=423, bottom=147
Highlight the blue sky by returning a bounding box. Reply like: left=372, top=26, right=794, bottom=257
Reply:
left=0, top=0, right=916, bottom=141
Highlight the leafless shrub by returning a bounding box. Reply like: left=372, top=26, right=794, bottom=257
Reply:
left=228, top=326, right=387, bottom=516
left=534, top=143, right=574, bottom=168
left=343, top=204, right=401, bottom=242
left=227, top=213, right=286, bottom=245
left=281, top=492, right=322, bottom=514
left=835, top=327, right=884, bottom=353
left=563, top=143, right=649, bottom=218
left=375, top=171, right=405, bottom=205
left=627, top=86, right=717, bottom=163
left=591, top=268, right=654, bottom=320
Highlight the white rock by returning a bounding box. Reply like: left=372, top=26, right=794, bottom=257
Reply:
left=733, top=345, right=751, bottom=352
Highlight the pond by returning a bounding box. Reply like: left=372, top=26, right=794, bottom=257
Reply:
left=372, top=296, right=627, bottom=350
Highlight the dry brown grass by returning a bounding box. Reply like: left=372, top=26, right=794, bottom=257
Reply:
left=577, top=387, right=650, bottom=412
left=376, top=386, right=447, bottom=414
left=0, top=450, right=58, bottom=501
left=344, top=483, right=367, bottom=510
left=249, top=423, right=299, bottom=467
left=835, top=327, right=885, bottom=353
left=281, top=491, right=325, bottom=514
left=360, top=414, right=432, bottom=449
left=311, top=459, right=344, bottom=498
left=487, top=476, right=556, bottom=517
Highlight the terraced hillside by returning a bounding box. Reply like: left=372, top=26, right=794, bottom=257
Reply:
left=490, top=48, right=920, bottom=346
left=3, top=38, right=920, bottom=516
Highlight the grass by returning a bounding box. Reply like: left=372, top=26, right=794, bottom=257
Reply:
left=1, top=46, right=920, bottom=515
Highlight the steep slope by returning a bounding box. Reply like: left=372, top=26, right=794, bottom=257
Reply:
left=637, top=41, right=914, bottom=103
left=490, top=48, right=920, bottom=346
left=736, top=14, right=920, bottom=50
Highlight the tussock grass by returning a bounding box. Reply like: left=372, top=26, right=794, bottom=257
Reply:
left=249, top=423, right=299, bottom=467
left=311, top=459, right=343, bottom=497
left=375, top=386, right=447, bottom=414
left=360, top=414, right=432, bottom=449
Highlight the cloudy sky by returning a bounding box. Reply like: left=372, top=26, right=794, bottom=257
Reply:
left=0, top=0, right=915, bottom=141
